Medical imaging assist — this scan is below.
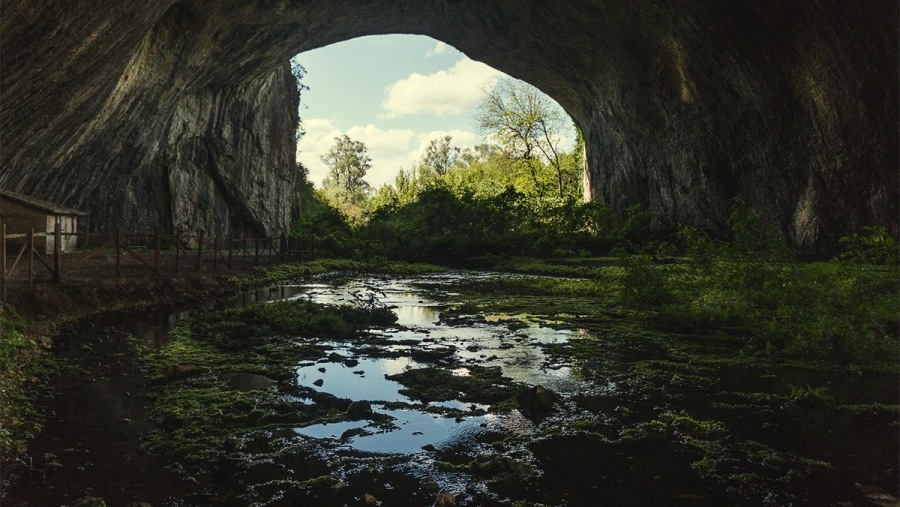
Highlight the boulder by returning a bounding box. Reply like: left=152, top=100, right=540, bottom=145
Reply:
left=517, top=385, right=559, bottom=415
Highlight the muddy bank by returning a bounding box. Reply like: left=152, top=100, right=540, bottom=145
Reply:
left=5, top=276, right=235, bottom=335
left=0, top=275, right=238, bottom=502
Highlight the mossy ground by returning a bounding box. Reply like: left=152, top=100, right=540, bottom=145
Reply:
left=133, top=298, right=400, bottom=469
left=2, top=257, right=897, bottom=506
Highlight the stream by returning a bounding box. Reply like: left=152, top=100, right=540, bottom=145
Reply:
left=4, top=272, right=898, bottom=506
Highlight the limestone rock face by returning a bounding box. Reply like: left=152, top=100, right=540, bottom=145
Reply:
left=1, top=1, right=896, bottom=245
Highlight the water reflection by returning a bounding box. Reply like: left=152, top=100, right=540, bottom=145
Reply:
left=296, top=407, right=490, bottom=454
left=288, top=274, right=582, bottom=456
left=295, top=357, right=421, bottom=402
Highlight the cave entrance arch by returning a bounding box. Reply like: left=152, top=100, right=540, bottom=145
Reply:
left=1, top=1, right=895, bottom=246
left=292, top=34, right=581, bottom=199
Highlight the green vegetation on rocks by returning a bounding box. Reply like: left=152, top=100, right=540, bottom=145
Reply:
left=386, top=366, right=524, bottom=406
left=133, top=298, right=400, bottom=472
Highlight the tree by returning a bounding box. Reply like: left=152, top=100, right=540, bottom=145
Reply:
left=321, top=134, right=372, bottom=209
left=420, top=135, right=460, bottom=176
left=475, top=79, right=570, bottom=198
left=289, top=55, right=309, bottom=142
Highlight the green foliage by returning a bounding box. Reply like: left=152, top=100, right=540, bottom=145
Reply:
left=615, top=252, right=674, bottom=307
left=787, top=385, right=835, bottom=409
left=355, top=141, right=614, bottom=261
left=420, top=135, right=460, bottom=176
left=614, top=204, right=900, bottom=366
left=475, top=78, right=575, bottom=198
left=290, top=165, right=357, bottom=257
left=0, top=309, right=27, bottom=372
left=192, top=299, right=396, bottom=351
left=320, top=134, right=372, bottom=213
left=386, top=366, right=523, bottom=405
left=614, top=204, right=677, bottom=251
left=837, top=225, right=899, bottom=265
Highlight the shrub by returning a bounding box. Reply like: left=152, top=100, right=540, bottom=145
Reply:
left=0, top=310, right=27, bottom=372
left=837, top=225, right=899, bottom=265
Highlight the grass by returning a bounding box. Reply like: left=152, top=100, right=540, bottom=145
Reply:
left=448, top=256, right=899, bottom=373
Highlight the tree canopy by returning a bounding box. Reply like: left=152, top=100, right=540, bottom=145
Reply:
left=321, top=134, right=372, bottom=220
left=475, top=78, right=572, bottom=197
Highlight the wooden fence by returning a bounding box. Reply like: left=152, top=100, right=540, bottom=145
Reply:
left=0, top=223, right=313, bottom=301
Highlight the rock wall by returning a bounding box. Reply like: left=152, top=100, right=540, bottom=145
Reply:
left=0, top=1, right=301, bottom=237
left=1, top=0, right=896, bottom=245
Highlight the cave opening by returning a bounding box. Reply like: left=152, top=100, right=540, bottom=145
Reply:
left=287, top=34, right=590, bottom=260
left=291, top=34, right=581, bottom=193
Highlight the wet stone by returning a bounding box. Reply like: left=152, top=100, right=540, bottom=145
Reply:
left=347, top=401, right=374, bottom=419
left=517, top=385, right=559, bottom=415
left=434, top=490, right=456, bottom=507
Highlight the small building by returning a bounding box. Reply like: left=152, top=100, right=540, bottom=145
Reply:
left=0, top=190, right=87, bottom=254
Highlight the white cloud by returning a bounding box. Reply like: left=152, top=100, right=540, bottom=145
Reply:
left=296, top=118, right=342, bottom=186
left=346, top=124, right=418, bottom=188
left=380, top=58, right=504, bottom=119
left=426, top=41, right=447, bottom=57
left=297, top=120, right=486, bottom=189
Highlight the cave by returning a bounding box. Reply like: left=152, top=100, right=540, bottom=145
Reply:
left=1, top=0, right=896, bottom=247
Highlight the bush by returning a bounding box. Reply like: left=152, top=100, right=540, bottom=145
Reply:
left=837, top=226, right=899, bottom=265
left=616, top=204, right=899, bottom=367
left=0, top=310, right=27, bottom=372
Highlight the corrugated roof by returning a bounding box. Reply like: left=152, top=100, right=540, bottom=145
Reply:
left=0, top=189, right=88, bottom=215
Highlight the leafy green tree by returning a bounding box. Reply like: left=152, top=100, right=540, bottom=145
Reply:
left=420, top=135, right=460, bottom=176
left=475, top=79, right=571, bottom=198
left=321, top=134, right=372, bottom=210
left=290, top=162, right=316, bottom=226
left=289, top=162, right=357, bottom=258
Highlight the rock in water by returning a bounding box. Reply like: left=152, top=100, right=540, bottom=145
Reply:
left=517, top=385, right=559, bottom=415
left=434, top=490, right=456, bottom=507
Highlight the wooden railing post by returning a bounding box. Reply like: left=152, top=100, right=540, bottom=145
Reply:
left=196, top=230, right=204, bottom=272
left=154, top=227, right=161, bottom=276
left=115, top=230, right=121, bottom=277
left=53, top=221, right=61, bottom=282
left=27, top=229, right=34, bottom=288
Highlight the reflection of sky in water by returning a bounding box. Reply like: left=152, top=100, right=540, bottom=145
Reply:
left=292, top=275, right=586, bottom=394
left=392, top=304, right=441, bottom=327
left=295, top=407, right=527, bottom=455
left=289, top=274, right=584, bottom=453
left=296, top=357, right=421, bottom=402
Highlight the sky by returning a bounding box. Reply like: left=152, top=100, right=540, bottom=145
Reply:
left=294, top=34, right=574, bottom=189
